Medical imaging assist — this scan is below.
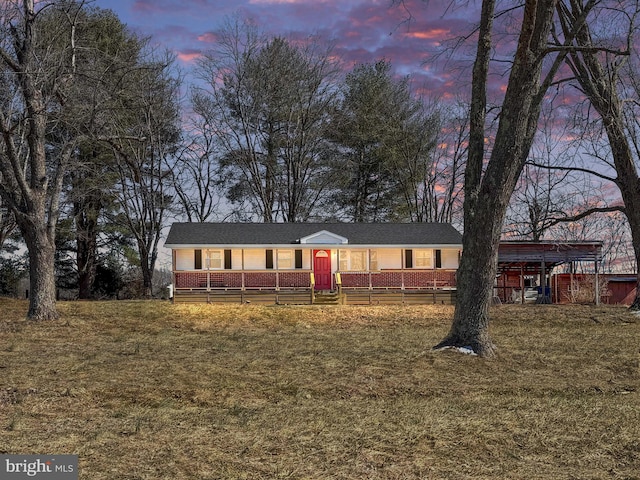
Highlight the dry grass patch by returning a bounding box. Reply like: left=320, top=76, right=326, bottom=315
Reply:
left=1, top=299, right=639, bottom=479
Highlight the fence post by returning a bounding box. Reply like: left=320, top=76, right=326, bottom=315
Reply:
left=310, top=272, right=315, bottom=304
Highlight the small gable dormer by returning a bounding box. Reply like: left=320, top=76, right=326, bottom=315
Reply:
left=298, top=230, right=348, bottom=245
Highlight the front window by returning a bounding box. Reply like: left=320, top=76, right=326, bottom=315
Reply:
left=414, top=249, right=433, bottom=268
left=206, top=250, right=223, bottom=269
left=350, top=251, right=367, bottom=271
left=277, top=249, right=294, bottom=269
left=339, top=249, right=370, bottom=271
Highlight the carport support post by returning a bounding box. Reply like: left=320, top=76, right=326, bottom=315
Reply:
left=595, top=258, right=600, bottom=306
left=540, top=260, right=546, bottom=301
left=570, top=261, right=574, bottom=300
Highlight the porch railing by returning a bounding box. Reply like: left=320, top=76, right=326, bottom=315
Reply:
left=173, top=270, right=313, bottom=291
left=173, top=269, right=456, bottom=292
left=338, top=270, right=456, bottom=290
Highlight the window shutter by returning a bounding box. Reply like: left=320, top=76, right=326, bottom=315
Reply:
left=224, top=249, right=232, bottom=270
left=295, top=249, right=303, bottom=269
left=435, top=249, right=442, bottom=269
left=266, top=249, right=274, bottom=269
left=404, top=249, right=413, bottom=268
left=194, top=250, right=202, bottom=270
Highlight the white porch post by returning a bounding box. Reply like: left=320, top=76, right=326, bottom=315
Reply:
left=275, top=248, right=279, bottom=290
left=401, top=249, right=405, bottom=289
left=206, top=249, right=210, bottom=291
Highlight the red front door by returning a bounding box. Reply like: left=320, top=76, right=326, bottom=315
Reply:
left=313, top=249, right=332, bottom=290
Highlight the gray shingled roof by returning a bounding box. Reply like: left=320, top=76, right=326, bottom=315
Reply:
left=164, top=222, right=462, bottom=247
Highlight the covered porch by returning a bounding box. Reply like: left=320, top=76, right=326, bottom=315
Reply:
left=171, top=268, right=457, bottom=305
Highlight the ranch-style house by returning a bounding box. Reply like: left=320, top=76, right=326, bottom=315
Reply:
left=165, top=222, right=463, bottom=305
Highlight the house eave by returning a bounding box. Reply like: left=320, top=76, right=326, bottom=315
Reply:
left=165, top=243, right=463, bottom=249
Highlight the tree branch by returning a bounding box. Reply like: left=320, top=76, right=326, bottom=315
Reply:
left=526, top=160, right=618, bottom=184
left=544, top=45, right=630, bottom=56
left=547, top=205, right=625, bottom=227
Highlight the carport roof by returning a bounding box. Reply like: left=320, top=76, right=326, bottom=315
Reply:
left=497, top=241, right=603, bottom=272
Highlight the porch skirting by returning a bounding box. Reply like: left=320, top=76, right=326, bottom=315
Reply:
left=172, top=288, right=457, bottom=306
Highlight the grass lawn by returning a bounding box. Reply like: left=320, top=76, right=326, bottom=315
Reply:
left=1, top=298, right=639, bottom=479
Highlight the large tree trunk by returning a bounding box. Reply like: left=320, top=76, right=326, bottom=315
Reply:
left=439, top=220, right=499, bottom=355
left=75, top=201, right=99, bottom=299
left=436, top=156, right=518, bottom=356
left=435, top=0, right=559, bottom=356
left=18, top=215, right=59, bottom=321
left=26, top=237, right=58, bottom=320
left=141, top=263, right=153, bottom=298
left=138, top=242, right=156, bottom=298
left=602, top=119, right=640, bottom=310
left=76, top=226, right=98, bottom=299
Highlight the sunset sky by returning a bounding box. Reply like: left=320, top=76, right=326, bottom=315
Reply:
left=91, top=0, right=483, bottom=100
left=84, top=1, right=631, bottom=264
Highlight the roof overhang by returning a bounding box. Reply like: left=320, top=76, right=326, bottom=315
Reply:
left=165, top=243, right=462, bottom=249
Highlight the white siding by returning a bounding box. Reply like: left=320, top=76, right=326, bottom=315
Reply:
left=175, top=249, right=194, bottom=270
left=302, top=249, right=312, bottom=270
left=377, top=249, right=402, bottom=269
left=441, top=249, right=459, bottom=269
left=243, top=249, right=265, bottom=269
left=173, top=246, right=458, bottom=271
left=301, top=231, right=347, bottom=244
left=231, top=250, right=243, bottom=270
left=332, top=249, right=338, bottom=272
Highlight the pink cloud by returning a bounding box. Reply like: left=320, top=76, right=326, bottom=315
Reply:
left=249, top=0, right=314, bottom=3
left=130, top=0, right=170, bottom=14
left=197, top=32, right=219, bottom=44
left=131, top=0, right=211, bottom=15
left=405, top=29, right=450, bottom=40
left=177, top=50, right=202, bottom=63
left=97, top=0, right=483, bottom=101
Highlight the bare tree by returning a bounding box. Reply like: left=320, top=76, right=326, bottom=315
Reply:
left=434, top=0, right=594, bottom=356
left=421, top=100, right=468, bottom=225
left=505, top=108, right=582, bottom=240
left=554, top=0, right=640, bottom=308
left=0, top=199, right=17, bottom=251
left=172, top=113, right=226, bottom=222
left=107, top=51, right=181, bottom=297
left=0, top=0, right=167, bottom=311
left=508, top=167, right=571, bottom=241
left=386, top=97, right=440, bottom=222
left=0, top=0, right=83, bottom=319
left=516, top=102, right=632, bottom=269
left=193, top=17, right=339, bottom=222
